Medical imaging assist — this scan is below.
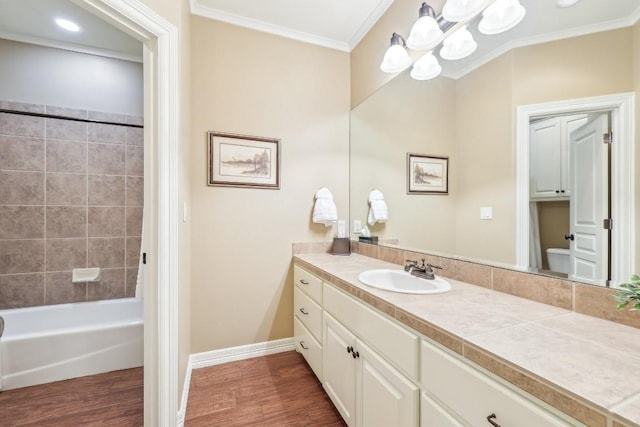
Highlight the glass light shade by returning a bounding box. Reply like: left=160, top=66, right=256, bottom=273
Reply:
left=557, top=0, right=582, bottom=7
left=478, top=0, right=526, bottom=35
left=380, top=44, right=412, bottom=73
left=439, top=25, right=477, bottom=60
left=442, top=0, right=488, bottom=22
left=55, top=18, right=81, bottom=32
left=407, top=16, right=444, bottom=50
left=410, top=52, right=442, bottom=80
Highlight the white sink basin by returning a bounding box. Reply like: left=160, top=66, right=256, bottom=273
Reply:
left=358, top=269, right=451, bottom=295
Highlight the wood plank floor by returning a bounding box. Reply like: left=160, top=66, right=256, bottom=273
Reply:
left=0, top=351, right=344, bottom=426
left=0, top=367, right=143, bottom=426
left=185, top=351, right=346, bottom=427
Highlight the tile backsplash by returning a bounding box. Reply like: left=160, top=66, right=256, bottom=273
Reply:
left=0, top=101, right=143, bottom=308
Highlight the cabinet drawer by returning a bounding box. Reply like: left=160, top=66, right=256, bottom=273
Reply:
left=421, top=340, right=572, bottom=427
left=294, top=265, right=323, bottom=304
left=294, top=286, right=323, bottom=343
left=323, top=283, right=419, bottom=380
left=421, top=392, right=465, bottom=427
left=294, top=317, right=322, bottom=380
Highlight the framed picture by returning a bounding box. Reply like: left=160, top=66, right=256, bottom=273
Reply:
left=208, top=131, right=281, bottom=189
left=407, top=153, right=449, bottom=194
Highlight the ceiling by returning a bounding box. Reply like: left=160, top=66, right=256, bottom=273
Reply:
left=0, top=0, right=639, bottom=74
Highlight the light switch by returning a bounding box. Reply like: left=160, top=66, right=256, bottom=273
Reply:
left=354, top=220, right=362, bottom=233
left=480, top=207, right=493, bottom=220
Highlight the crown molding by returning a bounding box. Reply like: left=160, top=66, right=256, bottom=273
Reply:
left=190, top=0, right=350, bottom=52
left=445, top=7, right=640, bottom=80
left=348, top=0, right=394, bottom=51
left=0, top=31, right=142, bottom=63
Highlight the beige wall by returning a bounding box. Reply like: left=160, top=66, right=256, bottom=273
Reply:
left=190, top=17, right=350, bottom=352
left=351, top=74, right=457, bottom=251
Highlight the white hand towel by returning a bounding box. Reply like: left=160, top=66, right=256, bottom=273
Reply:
left=313, top=187, right=338, bottom=227
left=367, top=189, right=388, bottom=225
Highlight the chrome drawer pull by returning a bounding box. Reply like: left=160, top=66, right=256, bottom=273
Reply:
left=299, top=308, right=309, bottom=315
left=299, top=341, right=309, bottom=350
left=299, top=279, right=309, bottom=285
left=487, top=414, right=501, bottom=427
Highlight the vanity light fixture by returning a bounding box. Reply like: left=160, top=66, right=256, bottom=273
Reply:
left=442, top=0, right=488, bottom=22
left=406, top=3, right=444, bottom=51
left=478, top=0, right=526, bottom=35
left=410, top=51, right=442, bottom=80
left=440, top=25, right=477, bottom=60
left=556, top=0, right=582, bottom=7
left=55, top=18, right=81, bottom=32
left=380, top=32, right=412, bottom=73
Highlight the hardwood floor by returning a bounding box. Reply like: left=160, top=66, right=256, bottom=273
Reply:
left=0, top=367, right=143, bottom=426
left=186, top=351, right=346, bottom=427
left=0, top=351, right=344, bottom=426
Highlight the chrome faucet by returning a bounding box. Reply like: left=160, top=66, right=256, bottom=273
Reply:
left=406, top=258, right=442, bottom=280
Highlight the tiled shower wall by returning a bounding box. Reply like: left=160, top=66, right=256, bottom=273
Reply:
left=0, top=101, right=143, bottom=309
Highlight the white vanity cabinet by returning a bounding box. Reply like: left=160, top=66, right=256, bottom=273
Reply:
left=323, top=312, right=419, bottom=427
left=530, top=114, right=588, bottom=200
left=293, top=265, right=324, bottom=379
left=420, top=339, right=581, bottom=427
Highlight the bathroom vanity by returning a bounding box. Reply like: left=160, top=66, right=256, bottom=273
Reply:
left=293, top=252, right=640, bottom=427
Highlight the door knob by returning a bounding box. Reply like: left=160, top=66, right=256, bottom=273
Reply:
left=564, top=234, right=574, bottom=241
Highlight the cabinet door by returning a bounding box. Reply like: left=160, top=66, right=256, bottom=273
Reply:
left=323, top=312, right=357, bottom=427
left=560, top=114, right=588, bottom=197
left=421, top=392, right=466, bottom=427
left=530, top=117, right=562, bottom=199
left=357, top=340, right=419, bottom=427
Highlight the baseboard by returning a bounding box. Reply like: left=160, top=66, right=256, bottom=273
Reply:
left=176, top=337, right=295, bottom=425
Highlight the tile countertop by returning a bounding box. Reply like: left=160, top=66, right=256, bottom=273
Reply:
left=293, top=253, right=640, bottom=427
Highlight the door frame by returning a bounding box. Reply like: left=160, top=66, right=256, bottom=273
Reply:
left=76, top=0, right=180, bottom=425
left=515, top=93, right=635, bottom=287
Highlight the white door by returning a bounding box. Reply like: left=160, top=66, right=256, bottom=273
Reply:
left=357, top=341, right=419, bottom=427
left=323, top=312, right=357, bottom=426
left=569, top=114, right=609, bottom=285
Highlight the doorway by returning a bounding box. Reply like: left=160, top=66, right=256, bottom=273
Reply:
left=515, top=93, right=635, bottom=288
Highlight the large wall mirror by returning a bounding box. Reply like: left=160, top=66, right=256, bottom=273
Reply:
left=350, top=2, right=638, bottom=287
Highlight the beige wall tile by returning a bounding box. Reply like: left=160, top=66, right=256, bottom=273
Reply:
left=89, top=207, right=125, bottom=237
left=46, top=238, right=87, bottom=271
left=0, top=206, right=44, bottom=239
left=87, top=143, right=125, bottom=175
left=126, top=145, right=144, bottom=176
left=0, top=113, right=44, bottom=137
left=88, top=267, right=125, bottom=300
left=575, top=283, right=640, bottom=329
left=125, top=207, right=143, bottom=237
left=126, top=237, right=141, bottom=268
left=46, top=173, right=87, bottom=205
left=88, top=237, right=125, bottom=269
left=46, top=139, right=87, bottom=173
left=126, top=267, right=138, bottom=297
left=0, top=135, right=44, bottom=171
left=492, top=268, right=573, bottom=309
left=0, top=239, right=44, bottom=274
left=45, top=106, right=87, bottom=120
left=378, top=246, right=403, bottom=265
left=45, top=118, right=87, bottom=141
left=45, top=271, right=86, bottom=305
left=451, top=260, right=492, bottom=289
left=358, top=242, right=379, bottom=259
left=87, top=123, right=126, bottom=144
left=0, top=171, right=44, bottom=205
left=88, top=175, right=125, bottom=206
left=125, top=176, right=143, bottom=207
left=46, top=206, right=86, bottom=238
left=126, top=127, right=143, bottom=145
left=0, top=273, right=44, bottom=308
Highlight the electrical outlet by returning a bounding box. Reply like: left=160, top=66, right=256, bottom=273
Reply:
left=353, top=220, right=362, bottom=233
left=480, top=207, right=493, bottom=220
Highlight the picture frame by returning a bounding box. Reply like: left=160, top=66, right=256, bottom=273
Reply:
left=407, top=153, right=449, bottom=194
left=208, top=131, right=281, bottom=189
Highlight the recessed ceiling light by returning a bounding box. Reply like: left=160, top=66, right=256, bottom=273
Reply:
left=557, top=0, right=582, bottom=7
left=55, top=18, right=81, bottom=32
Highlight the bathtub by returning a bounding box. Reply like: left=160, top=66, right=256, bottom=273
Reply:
left=0, top=298, right=143, bottom=390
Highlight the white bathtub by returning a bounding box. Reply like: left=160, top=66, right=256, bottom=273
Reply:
left=0, top=298, right=143, bottom=390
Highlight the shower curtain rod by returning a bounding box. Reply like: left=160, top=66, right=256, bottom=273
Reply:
left=0, top=108, right=144, bottom=129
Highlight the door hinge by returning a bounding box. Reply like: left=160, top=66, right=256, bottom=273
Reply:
left=603, top=132, right=612, bottom=144
left=603, top=218, right=612, bottom=230
left=142, top=252, right=147, bottom=265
